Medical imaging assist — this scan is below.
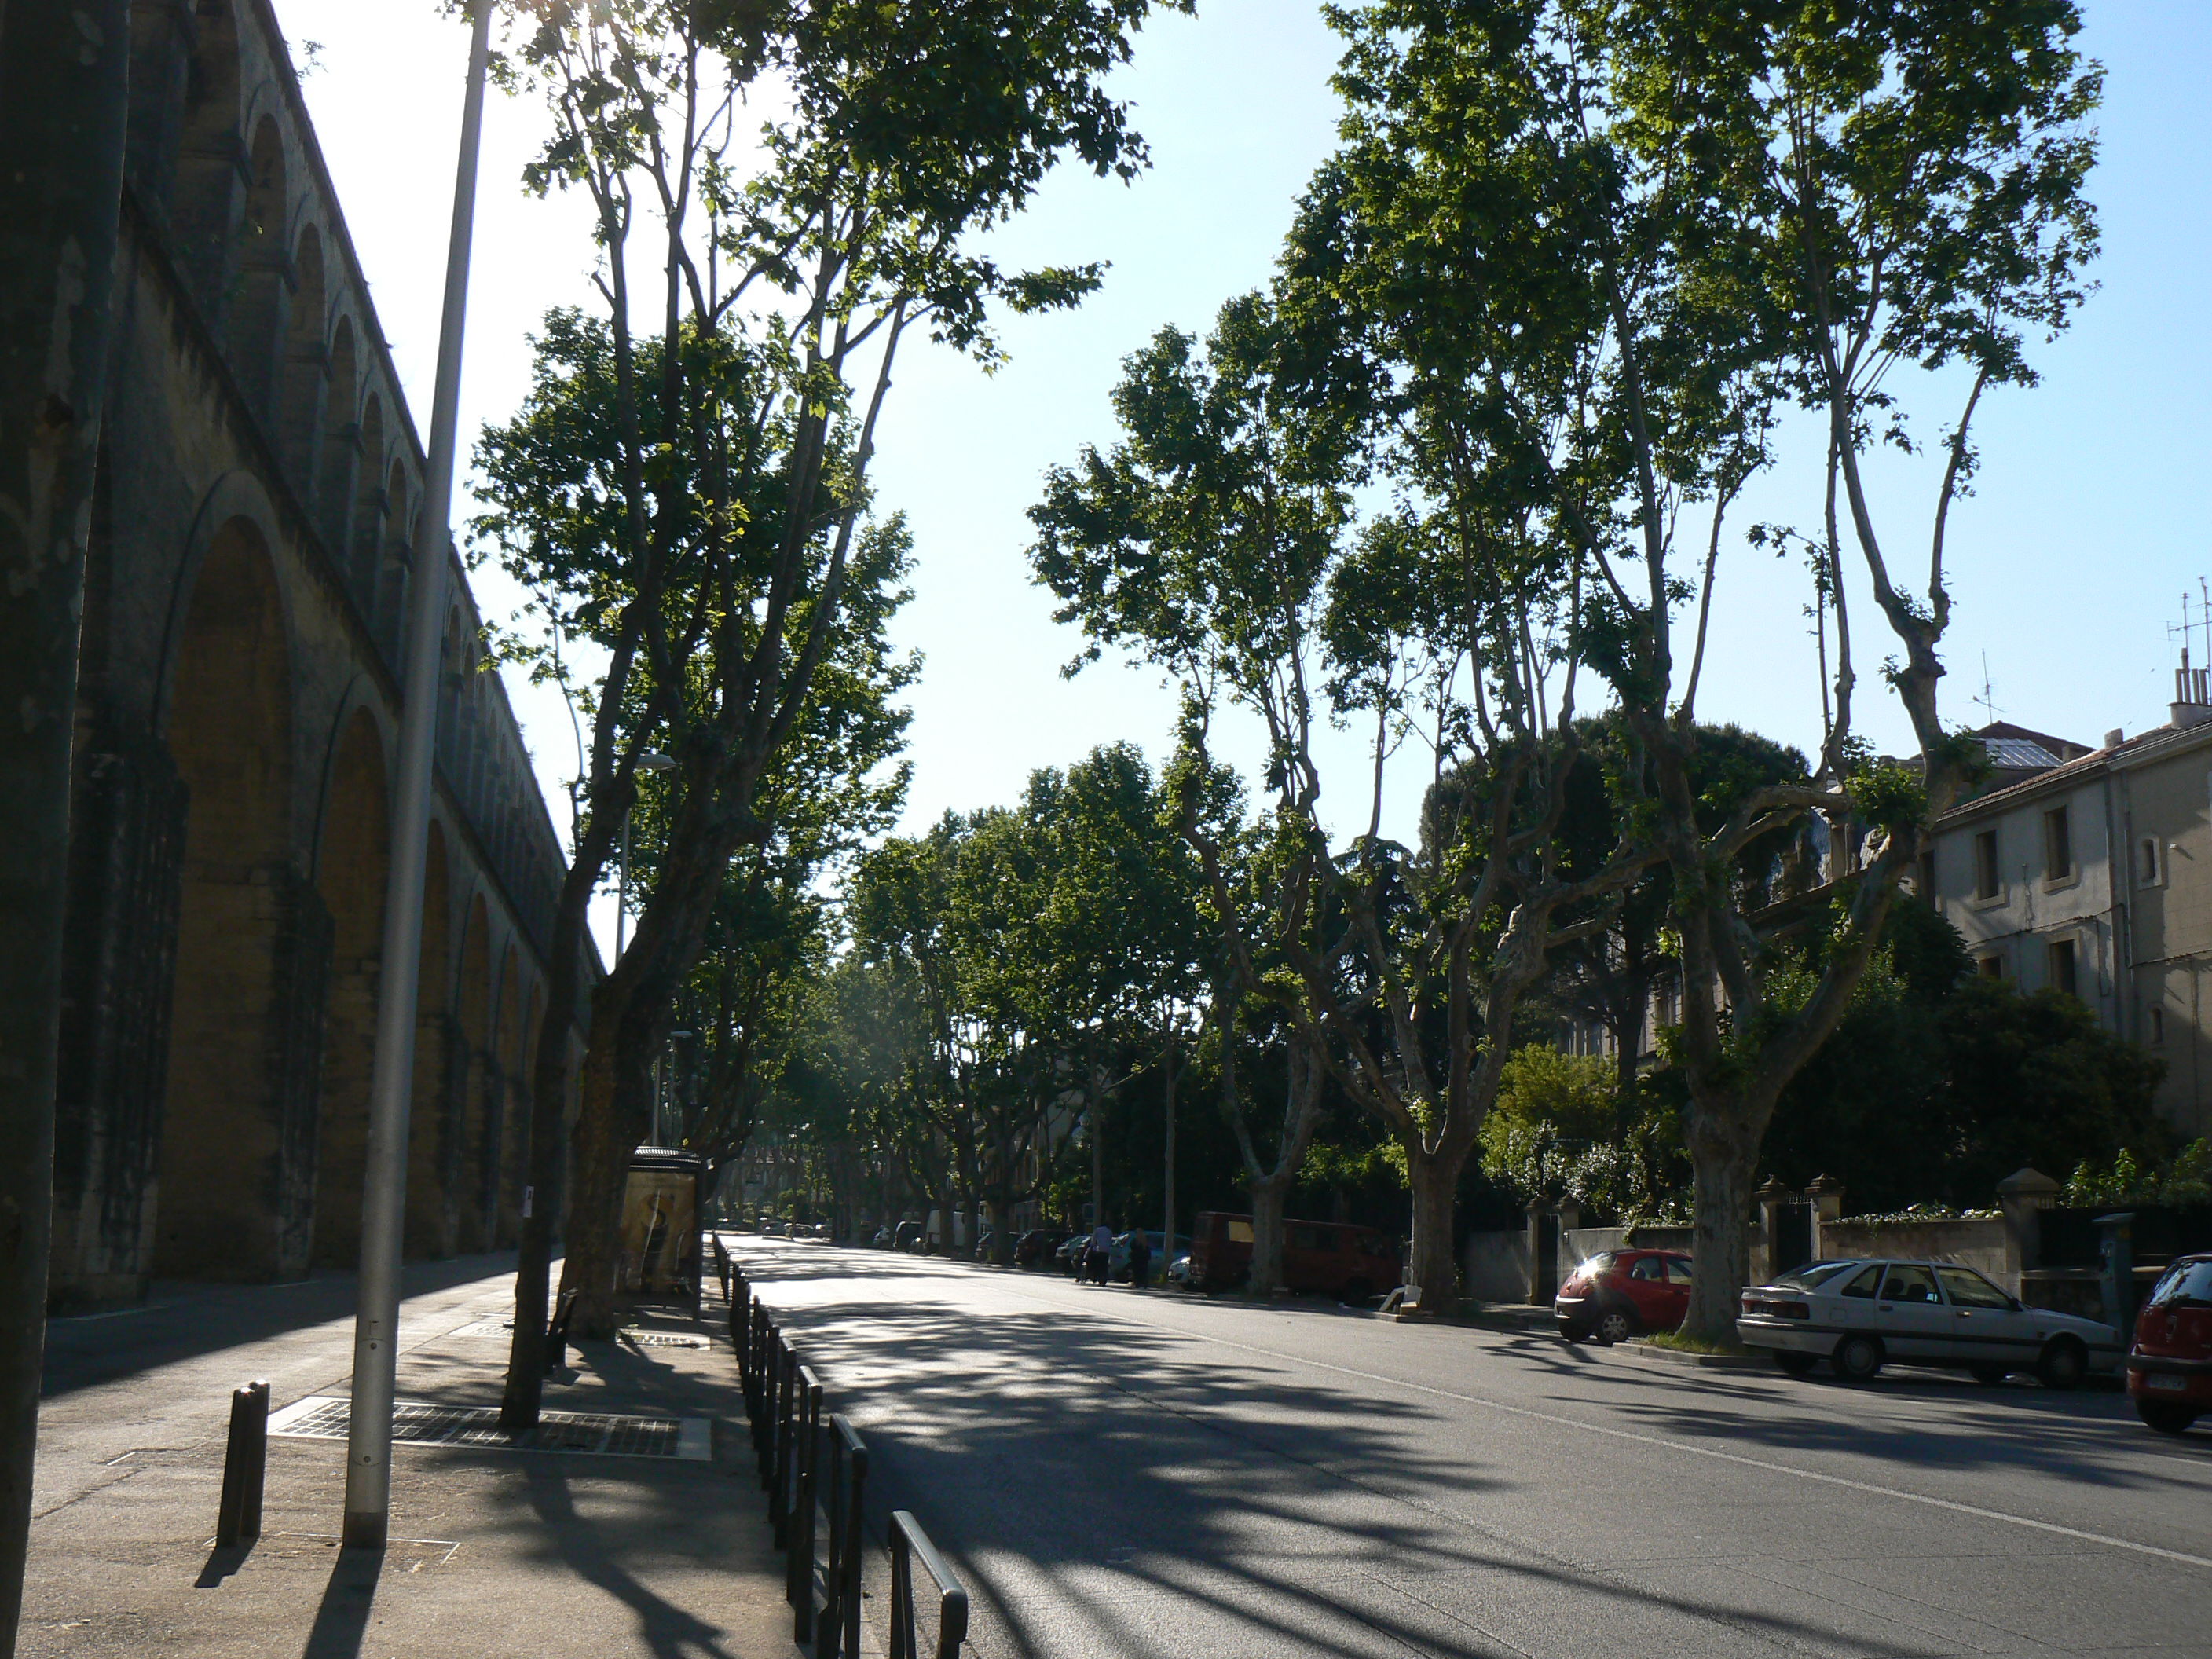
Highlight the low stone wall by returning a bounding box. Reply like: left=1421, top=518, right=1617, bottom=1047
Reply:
left=1463, top=1230, right=1531, bottom=1303
left=1818, top=1216, right=2010, bottom=1284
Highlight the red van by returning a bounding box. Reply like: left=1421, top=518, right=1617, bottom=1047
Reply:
left=1189, top=1212, right=1401, bottom=1302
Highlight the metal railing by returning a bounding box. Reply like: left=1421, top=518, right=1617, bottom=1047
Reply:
left=889, top=1508, right=969, bottom=1659
left=723, top=1246, right=965, bottom=1659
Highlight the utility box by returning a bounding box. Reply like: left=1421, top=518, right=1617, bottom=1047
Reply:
left=619, top=1147, right=705, bottom=1310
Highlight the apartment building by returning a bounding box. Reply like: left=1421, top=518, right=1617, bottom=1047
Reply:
left=1926, top=690, right=2212, bottom=1140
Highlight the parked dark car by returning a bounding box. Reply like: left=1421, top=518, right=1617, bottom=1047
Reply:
left=893, top=1220, right=924, bottom=1253
left=2129, top=1253, right=2212, bottom=1434
left=1015, top=1229, right=1066, bottom=1268
left=1555, top=1250, right=1693, bottom=1344
left=1188, top=1212, right=1400, bottom=1302
left=1054, top=1233, right=1091, bottom=1274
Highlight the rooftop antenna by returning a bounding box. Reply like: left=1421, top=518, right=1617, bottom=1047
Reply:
left=2168, top=588, right=2210, bottom=708
left=1972, top=651, right=2003, bottom=727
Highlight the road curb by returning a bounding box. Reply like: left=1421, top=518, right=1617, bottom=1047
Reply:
left=1621, top=1340, right=1769, bottom=1370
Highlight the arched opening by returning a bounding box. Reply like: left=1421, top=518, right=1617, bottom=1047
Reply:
left=375, top=462, right=412, bottom=661
left=316, top=318, right=358, bottom=558
left=170, top=0, right=244, bottom=321
left=348, top=394, right=386, bottom=607
left=310, top=709, right=389, bottom=1268
left=229, top=116, right=289, bottom=419
left=456, top=899, right=493, bottom=1252
left=156, top=518, right=318, bottom=1280
left=405, top=822, right=453, bottom=1258
left=277, top=228, right=326, bottom=490
left=493, top=948, right=525, bottom=1247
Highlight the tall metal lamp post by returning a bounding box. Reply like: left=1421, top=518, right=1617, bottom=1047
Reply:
left=341, top=1, right=493, bottom=1552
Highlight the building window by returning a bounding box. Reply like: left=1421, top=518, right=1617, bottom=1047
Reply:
left=2044, top=806, right=2072, bottom=881
left=1978, top=954, right=2005, bottom=980
left=2150, top=1005, right=2166, bottom=1046
left=2049, top=938, right=2078, bottom=998
left=2139, top=837, right=2162, bottom=887
left=1975, top=830, right=2001, bottom=899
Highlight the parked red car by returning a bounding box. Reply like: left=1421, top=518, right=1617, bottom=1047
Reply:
left=1555, top=1249, right=1693, bottom=1344
left=1188, top=1212, right=1401, bottom=1302
left=2129, top=1254, right=2212, bottom=1435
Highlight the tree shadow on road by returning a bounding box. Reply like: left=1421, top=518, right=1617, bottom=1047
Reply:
left=729, top=1244, right=1962, bottom=1659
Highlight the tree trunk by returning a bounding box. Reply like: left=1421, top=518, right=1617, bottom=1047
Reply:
left=1248, top=1174, right=1291, bottom=1295
left=1161, top=1038, right=1177, bottom=1265
left=501, top=856, right=598, bottom=1428
left=1089, top=1086, right=1105, bottom=1230
left=1405, top=1152, right=1457, bottom=1314
left=0, top=9, right=130, bottom=1648
left=1683, top=1099, right=1760, bottom=1343
left=557, top=970, right=663, bottom=1339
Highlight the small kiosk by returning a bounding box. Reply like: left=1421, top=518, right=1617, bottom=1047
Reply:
left=617, top=1145, right=706, bottom=1312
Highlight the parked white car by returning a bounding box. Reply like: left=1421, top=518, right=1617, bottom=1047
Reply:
left=1738, top=1258, right=2123, bottom=1386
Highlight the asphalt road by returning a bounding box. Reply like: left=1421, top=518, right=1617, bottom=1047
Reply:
left=732, top=1237, right=2212, bottom=1659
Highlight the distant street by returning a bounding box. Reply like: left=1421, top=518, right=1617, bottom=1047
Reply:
left=736, top=1237, right=2212, bottom=1659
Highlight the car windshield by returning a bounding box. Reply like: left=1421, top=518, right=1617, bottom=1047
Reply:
left=2147, top=1259, right=2212, bottom=1309
left=1773, top=1261, right=1855, bottom=1291
left=1577, top=1252, right=1616, bottom=1277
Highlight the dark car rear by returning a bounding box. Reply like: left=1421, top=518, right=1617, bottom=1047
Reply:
left=1015, top=1229, right=1065, bottom=1267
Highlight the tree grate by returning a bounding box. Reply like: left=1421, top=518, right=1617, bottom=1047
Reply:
left=621, top=1330, right=712, bottom=1349
left=266, top=1396, right=709, bottom=1459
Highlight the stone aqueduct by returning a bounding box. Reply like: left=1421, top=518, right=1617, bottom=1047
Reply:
left=50, top=0, right=580, bottom=1310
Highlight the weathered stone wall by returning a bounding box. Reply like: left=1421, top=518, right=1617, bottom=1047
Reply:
left=49, top=0, right=576, bottom=1309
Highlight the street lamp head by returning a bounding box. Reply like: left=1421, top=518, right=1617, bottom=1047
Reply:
left=639, top=750, right=678, bottom=774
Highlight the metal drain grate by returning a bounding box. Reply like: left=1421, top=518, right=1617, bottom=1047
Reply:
left=621, top=1330, right=712, bottom=1349
left=266, top=1397, right=709, bottom=1460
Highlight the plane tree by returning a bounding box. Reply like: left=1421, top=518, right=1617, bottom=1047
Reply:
left=474, top=0, right=1193, bottom=1379
left=1303, top=0, right=2100, bottom=1336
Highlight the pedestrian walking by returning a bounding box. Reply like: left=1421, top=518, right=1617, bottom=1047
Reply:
left=1085, top=1221, right=1114, bottom=1285
left=1127, top=1227, right=1152, bottom=1289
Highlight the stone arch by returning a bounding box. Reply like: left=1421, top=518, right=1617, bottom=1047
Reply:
left=349, top=393, right=386, bottom=606
left=375, top=460, right=412, bottom=658
left=309, top=707, right=390, bottom=1267
left=493, top=945, right=526, bottom=1245
left=405, top=821, right=455, bottom=1258
left=316, top=317, right=359, bottom=556
left=156, top=515, right=326, bottom=1280
left=456, top=897, right=495, bottom=1251
left=229, top=115, right=290, bottom=418
left=170, top=0, right=245, bottom=319
left=277, top=226, right=328, bottom=489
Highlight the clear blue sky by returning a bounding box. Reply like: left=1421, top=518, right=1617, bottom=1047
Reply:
left=280, top=0, right=2212, bottom=950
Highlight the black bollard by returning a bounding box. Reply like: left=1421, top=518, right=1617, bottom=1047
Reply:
left=215, top=1379, right=270, bottom=1547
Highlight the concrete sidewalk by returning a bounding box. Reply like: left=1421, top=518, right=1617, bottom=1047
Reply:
left=24, top=1260, right=804, bottom=1657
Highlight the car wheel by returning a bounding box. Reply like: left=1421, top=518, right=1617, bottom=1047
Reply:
left=2036, top=1337, right=2088, bottom=1391
left=1968, top=1363, right=2011, bottom=1386
left=1833, top=1333, right=1885, bottom=1381
left=2135, top=1399, right=2197, bottom=1436
left=1594, top=1307, right=1636, bottom=1346
left=1774, top=1351, right=1818, bottom=1378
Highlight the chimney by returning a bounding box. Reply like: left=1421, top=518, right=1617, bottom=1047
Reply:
left=2174, top=668, right=2212, bottom=729
left=2104, top=728, right=2125, bottom=749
